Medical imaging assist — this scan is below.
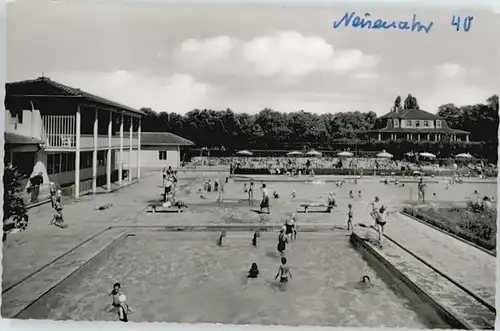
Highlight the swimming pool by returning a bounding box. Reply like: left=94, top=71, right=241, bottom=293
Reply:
left=17, top=230, right=451, bottom=328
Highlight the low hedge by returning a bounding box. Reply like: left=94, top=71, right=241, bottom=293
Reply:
left=403, top=207, right=496, bottom=252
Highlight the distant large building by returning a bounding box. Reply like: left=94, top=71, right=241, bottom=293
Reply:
left=368, top=108, right=470, bottom=142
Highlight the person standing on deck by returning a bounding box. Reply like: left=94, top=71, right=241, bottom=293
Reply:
left=417, top=177, right=426, bottom=204
left=260, top=183, right=270, bottom=214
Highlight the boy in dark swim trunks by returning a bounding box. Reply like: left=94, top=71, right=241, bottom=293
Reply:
left=277, top=228, right=288, bottom=256
left=274, top=257, right=292, bottom=283
left=109, top=283, right=132, bottom=321
left=347, top=203, right=353, bottom=231
left=376, top=205, right=387, bottom=246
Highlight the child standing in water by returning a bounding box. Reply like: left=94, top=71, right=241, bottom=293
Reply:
left=109, top=283, right=132, bottom=322
left=277, top=228, right=288, bottom=257
left=274, top=257, right=292, bottom=283
left=248, top=263, right=260, bottom=278
left=347, top=203, right=353, bottom=231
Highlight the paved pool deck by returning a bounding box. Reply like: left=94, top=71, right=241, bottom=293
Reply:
left=1, top=171, right=496, bottom=325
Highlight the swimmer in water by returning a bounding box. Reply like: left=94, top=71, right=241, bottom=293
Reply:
left=248, top=263, right=259, bottom=278
left=358, top=190, right=362, bottom=198
left=347, top=203, right=353, bottom=232
left=274, top=257, right=292, bottom=283
left=349, top=190, right=354, bottom=199
left=361, top=275, right=371, bottom=283
left=277, top=228, right=288, bottom=257
left=273, top=190, right=279, bottom=199
left=291, top=189, right=296, bottom=198
left=243, top=183, right=248, bottom=193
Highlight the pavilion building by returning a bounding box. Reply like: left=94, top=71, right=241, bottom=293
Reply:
left=367, top=108, right=470, bottom=142
left=4, top=76, right=144, bottom=199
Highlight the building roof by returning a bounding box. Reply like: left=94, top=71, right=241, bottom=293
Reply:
left=6, top=77, right=144, bottom=115
left=5, top=132, right=45, bottom=145
left=380, top=108, right=440, bottom=121
left=125, top=132, right=194, bottom=146
left=368, top=127, right=470, bottom=134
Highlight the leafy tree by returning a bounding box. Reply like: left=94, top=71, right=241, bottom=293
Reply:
left=3, top=165, right=28, bottom=241
left=403, top=93, right=419, bottom=110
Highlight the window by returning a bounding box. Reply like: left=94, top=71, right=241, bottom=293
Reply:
left=393, top=119, right=399, bottom=128
left=424, top=120, right=429, bottom=127
left=436, top=120, right=442, bottom=128
left=406, top=120, right=412, bottom=127
left=159, top=151, right=167, bottom=160
left=415, top=120, right=420, bottom=127
left=54, top=154, right=61, bottom=173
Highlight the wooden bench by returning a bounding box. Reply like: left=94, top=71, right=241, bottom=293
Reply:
left=148, top=202, right=184, bottom=213
left=299, top=203, right=331, bottom=213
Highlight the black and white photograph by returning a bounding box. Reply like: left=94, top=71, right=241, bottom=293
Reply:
left=2, top=0, right=499, bottom=329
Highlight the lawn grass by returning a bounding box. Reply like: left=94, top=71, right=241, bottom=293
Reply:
left=403, top=203, right=496, bottom=253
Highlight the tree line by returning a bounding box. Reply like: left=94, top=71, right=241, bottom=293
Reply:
left=140, top=94, right=499, bottom=152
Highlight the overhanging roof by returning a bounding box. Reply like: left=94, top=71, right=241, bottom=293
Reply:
left=6, top=77, right=144, bottom=116
left=125, top=132, right=194, bottom=146
left=5, top=132, right=45, bottom=145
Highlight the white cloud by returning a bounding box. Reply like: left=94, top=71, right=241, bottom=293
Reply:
left=173, top=32, right=378, bottom=78
left=435, top=63, right=465, bottom=79
left=51, top=70, right=221, bottom=113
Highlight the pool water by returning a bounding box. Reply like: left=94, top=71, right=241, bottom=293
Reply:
left=18, top=230, right=450, bottom=328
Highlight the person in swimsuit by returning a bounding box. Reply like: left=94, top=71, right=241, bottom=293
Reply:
left=327, top=192, right=336, bottom=212
left=49, top=182, right=57, bottom=208
left=162, top=167, right=167, bottom=187
left=347, top=203, right=353, bottom=232
left=358, top=190, right=362, bottom=198
left=260, top=183, right=270, bottom=214
left=349, top=190, right=354, bottom=199
left=274, top=257, right=292, bottom=283
left=417, top=178, right=426, bottom=204
left=164, top=176, right=173, bottom=203
left=109, top=283, right=132, bottom=321
left=248, top=263, right=260, bottom=278
left=277, top=228, right=288, bottom=256
left=376, top=205, right=387, bottom=245
left=248, top=181, right=254, bottom=205
left=370, top=196, right=381, bottom=227
left=243, top=183, right=248, bottom=193
left=284, top=216, right=295, bottom=241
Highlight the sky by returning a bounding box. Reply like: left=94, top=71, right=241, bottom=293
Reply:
left=6, top=0, right=500, bottom=115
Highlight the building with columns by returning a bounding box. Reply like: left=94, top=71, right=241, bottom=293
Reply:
left=5, top=77, right=144, bottom=199
left=367, top=108, right=470, bottom=142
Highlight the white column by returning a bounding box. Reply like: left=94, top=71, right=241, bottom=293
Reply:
left=92, top=108, right=98, bottom=193
left=107, top=111, right=112, bottom=191
left=417, top=134, right=420, bottom=141
left=74, top=105, right=81, bottom=199
left=137, top=117, right=141, bottom=179
left=177, top=145, right=180, bottom=168
left=129, top=116, right=133, bottom=181
left=427, top=133, right=430, bottom=141
left=119, top=113, right=124, bottom=185
left=377, top=133, right=381, bottom=141
left=466, top=134, right=469, bottom=142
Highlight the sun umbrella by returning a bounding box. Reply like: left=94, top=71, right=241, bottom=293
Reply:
left=236, top=150, right=253, bottom=156
left=419, top=152, right=436, bottom=159
left=337, top=151, right=354, bottom=157
left=455, top=153, right=473, bottom=159
left=306, top=150, right=322, bottom=157
left=376, top=150, right=393, bottom=159
left=287, top=151, right=303, bottom=156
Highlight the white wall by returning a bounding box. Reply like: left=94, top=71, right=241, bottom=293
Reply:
left=5, top=108, right=44, bottom=139
left=118, top=146, right=180, bottom=169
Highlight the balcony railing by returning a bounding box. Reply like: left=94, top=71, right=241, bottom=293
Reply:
left=44, top=133, right=139, bottom=150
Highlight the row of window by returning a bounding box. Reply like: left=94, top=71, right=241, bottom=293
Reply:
left=47, top=151, right=109, bottom=175
left=393, top=119, right=441, bottom=128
